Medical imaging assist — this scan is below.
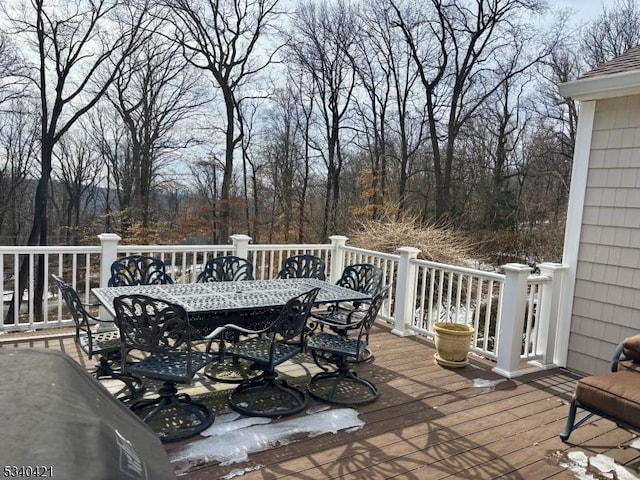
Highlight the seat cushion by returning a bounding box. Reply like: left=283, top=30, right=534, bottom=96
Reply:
left=576, top=370, right=640, bottom=428
left=621, top=360, right=640, bottom=373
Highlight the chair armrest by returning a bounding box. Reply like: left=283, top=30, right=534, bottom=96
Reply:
left=204, top=323, right=270, bottom=352
left=86, top=309, right=114, bottom=325
left=205, top=323, right=269, bottom=339
left=611, top=342, right=627, bottom=372
left=327, top=303, right=358, bottom=314
left=314, top=309, right=364, bottom=330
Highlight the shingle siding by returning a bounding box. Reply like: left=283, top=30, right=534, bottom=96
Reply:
left=567, top=94, right=640, bottom=374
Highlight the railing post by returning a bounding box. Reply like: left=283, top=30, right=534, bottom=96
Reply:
left=328, top=235, right=348, bottom=283
left=98, top=233, right=121, bottom=287
left=532, top=263, right=566, bottom=369
left=230, top=234, right=252, bottom=259
left=493, top=263, right=531, bottom=378
left=97, top=233, right=121, bottom=322
left=392, top=247, right=421, bottom=337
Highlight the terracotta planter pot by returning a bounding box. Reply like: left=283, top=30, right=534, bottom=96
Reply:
left=433, top=322, right=475, bottom=368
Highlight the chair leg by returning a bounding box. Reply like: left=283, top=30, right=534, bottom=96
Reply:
left=228, top=371, right=308, bottom=418
left=560, top=397, right=596, bottom=442
left=559, top=397, right=578, bottom=441
left=347, top=348, right=374, bottom=364
left=130, top=382, right=213, bottom=443
left=94, top=357, right=145, bottom=402
left=308, top=364, right=379, bottom=406
left=203, top=353, right=263, bottom=384
left=204, top=336, right=263, bottom=383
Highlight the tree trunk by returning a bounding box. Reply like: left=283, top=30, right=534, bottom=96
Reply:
left=7, top=140, right=53, bottom=323
left=219, top=87, right=236, bottom=243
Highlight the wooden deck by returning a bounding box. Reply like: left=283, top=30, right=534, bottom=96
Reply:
left=2, top=323, right=640, bottom=479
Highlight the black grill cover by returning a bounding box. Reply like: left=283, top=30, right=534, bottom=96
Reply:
left=0, top=348, right=176, bottom=480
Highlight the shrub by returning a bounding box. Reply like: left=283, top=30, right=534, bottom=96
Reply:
left=347, top=215, right=477, bottom=266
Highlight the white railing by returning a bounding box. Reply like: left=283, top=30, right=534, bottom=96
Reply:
left=116, top=245, right=235, bottom=284
left=522, top=274, right=552, bottom=361
left=410, top=259, right=505, bottom=360
left=247, top=243, right=333, bottom=280
left=342, top=245, right=399, bottom=323
left=0, top=233, right=566, bottom=378
left=0, top=246, right=102, bottom=331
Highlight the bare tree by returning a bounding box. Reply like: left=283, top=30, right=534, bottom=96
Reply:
left=583, top=0, right=640, bottom=69
left=4, top=0, right=151, bottom=320
left=165, top=0, right=283, bottom=242
left=0, top=31, right=33, bottom=245
left=189, top=155, right=224, bottom=240
left=0, top=102, right=38, bottom=244
left=390, top=0, right=549, bottom=224
left=87, top=104, right=133, bottom=232
left=466, top=74, right=532, bottom=229
left=261, top=87, right=306, bottom=242
left=51, top=128, right=103, bottom=244
left=352, top=2, right=393, bottom=219
left=237, top=98, right=262, bottom=239
left=0, top=33, right=27, bottom=108
left=108, top=28, right=207, bottom=231
left=356, top=0, right=426, bottom=219
left=287, top=0, right=361, bottom=239
left=531, top=15, right=582, bottom=222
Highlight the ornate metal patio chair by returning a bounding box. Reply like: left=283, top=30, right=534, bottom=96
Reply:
left=51, top=274, right=144, bottom=401
left=336, top=263, right=383, bottom=297
left=113, top=294, right=216, bottom=442
left=312, top=263, right=383, bottom=361
left=196, top=255, right=254, bottom=282
left=315, top=263, right=383, bottom=317
left=108, top=254, right=174, bottom=286
left=275, top=254, right=326, bottom=281
left=195, top=255, right=259, bottom=383
left=306, top=286, right=389, bottom=406
left=205, top=287, right=320, bottom=417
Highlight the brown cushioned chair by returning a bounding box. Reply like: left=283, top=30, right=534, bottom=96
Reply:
left=560, top=335, right=640, bottom=442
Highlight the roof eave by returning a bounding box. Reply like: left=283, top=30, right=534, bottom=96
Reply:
left=558, top=69, right=640, bottom=101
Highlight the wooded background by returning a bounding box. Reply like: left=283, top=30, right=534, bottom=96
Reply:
left=0, top=0, right=637, bottom=265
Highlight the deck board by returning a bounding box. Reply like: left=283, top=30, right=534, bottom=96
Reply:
left=2, top=323, right=639, bottom=479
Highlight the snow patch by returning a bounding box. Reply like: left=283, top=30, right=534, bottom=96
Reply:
left=170, top=407, right=365, bottom=476
left=472, top=378, right=506, bottom=391
left=559, top=451, right=638, bottom=480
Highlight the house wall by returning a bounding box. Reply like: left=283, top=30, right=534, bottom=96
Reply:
left=567, top=94, right=640, bottom=375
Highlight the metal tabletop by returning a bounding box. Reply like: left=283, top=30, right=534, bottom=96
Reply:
left=92, top=278, right=370, bottom=319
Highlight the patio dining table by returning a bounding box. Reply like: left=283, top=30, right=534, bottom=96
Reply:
left=92, top=277, right=371, bottom=336
left=93, top=278, right=372, bottom=383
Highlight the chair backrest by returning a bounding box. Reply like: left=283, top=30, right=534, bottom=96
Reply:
left=108, top=255, right=174, bottom=287
left=336, top=263, right=383, bottom=296
left=51, top=274, right=99, bottom=353
left=276, top=255, right=326, bottom=281
left=354, top=286, right=390, bottom=342
left=113, top=294, right=195, bottom=378
left=269, top=287, right=320, bottom=345
left=196, top=255, right=254, bottom=283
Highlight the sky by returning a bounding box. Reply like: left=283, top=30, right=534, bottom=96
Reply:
left=553, top=0, right=605, bottom=22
